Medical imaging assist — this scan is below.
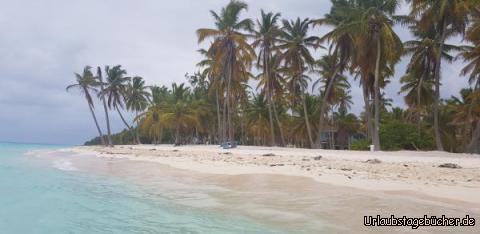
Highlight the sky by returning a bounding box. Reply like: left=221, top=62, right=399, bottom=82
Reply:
left=0, top=0, right=471, bottom=145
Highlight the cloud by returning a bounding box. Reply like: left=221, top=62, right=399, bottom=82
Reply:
left=0, top=0, right=471, bottom=144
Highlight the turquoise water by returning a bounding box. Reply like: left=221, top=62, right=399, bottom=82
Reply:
left=0, top=143, right=284, bottom=234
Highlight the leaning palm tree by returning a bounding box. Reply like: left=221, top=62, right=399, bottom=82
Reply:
left=96, top=67, right=113, bottom=146
left=312, top=53, right=351, bottom=148
left=100, top=65, right=133, bottom=134
left=197, top=0, right=255, bottom=144
left=408, top=0, right=472, bottom=150
left=67, top=66, right=106, bottom=146
left=278, top=18, right=320, bottom=148
left=402, top=22, right=460, bottom=133
left=252, top=10, right=282, bottom=146
left=126, top=76, right=151, bottom=144
left=312, top=0, right=355, bottom=148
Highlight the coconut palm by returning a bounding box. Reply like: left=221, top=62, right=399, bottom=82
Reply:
left=458, top=8, right=480, bottom=153
left=312, top=53, right=351, bottom=148
left=100, top=65, right=133, bottom=134
left=402, top=23, right=460, bottom=132
left=96, top=67, right=113, bottom=146
left=197, top=48, right=224, bottom=143
left=138, top=85, right=169, bottom=144
left=256, top=53, right=287, bottom=146
left=448, top=89, right=480, bottom=150
left=252, top=10, right=282, bottom=146
left=290, top=94, right=318, bottom=148
left=126, top=76, right=151, bottom=144
left=408, top=0, right=472, bottom=150
left=334, top=107, right=360, bottom=149
left=161, top=83, right=199, bottom=145
left=340, top=0, right=403, bottom=150
left=278, top=18, right=320, bottom=148
left=245, top=92, right=271, bottom=145
left=197, top=0, right=255, bottom=144
left=312, top=0, right=355, bottom=148
left=67, top=66, right=106, bottom=146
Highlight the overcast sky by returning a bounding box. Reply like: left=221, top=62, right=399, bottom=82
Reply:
left=0, top=0, right=471, bottom=145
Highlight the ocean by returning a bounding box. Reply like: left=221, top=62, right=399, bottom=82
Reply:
left=0, top=143, right=286, bottom=233
left=1, top=143, right=478, bottom=234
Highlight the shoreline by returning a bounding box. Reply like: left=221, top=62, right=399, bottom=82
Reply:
left=64, top=144, right=480, bottom=208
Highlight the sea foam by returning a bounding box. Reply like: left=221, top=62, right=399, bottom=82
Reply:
left=52, top=159, right=77, bottom=171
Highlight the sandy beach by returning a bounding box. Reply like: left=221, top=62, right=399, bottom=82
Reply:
left=63, top=145, right=480, bottom=208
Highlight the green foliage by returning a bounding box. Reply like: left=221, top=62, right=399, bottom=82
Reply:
left=379, top=121, right=434, bottom=151
left=350, top=139, right=370, bottom=151
left=85, top=129, right=137, bottom=145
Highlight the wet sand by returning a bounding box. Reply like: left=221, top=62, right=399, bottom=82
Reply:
left=66, top=145, right=480, bottom=206
left=30, top=148, right=480, bottom=233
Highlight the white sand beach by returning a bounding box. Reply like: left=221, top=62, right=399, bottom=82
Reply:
left=64, top=145, right=480, bottom=208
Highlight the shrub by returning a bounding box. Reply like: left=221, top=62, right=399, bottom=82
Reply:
left=350, top=139, right=370, bottom=151
left=379, top=121, right=434, bottom=151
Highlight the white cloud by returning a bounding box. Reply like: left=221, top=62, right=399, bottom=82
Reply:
left=0, top=0, right=471, bottom=144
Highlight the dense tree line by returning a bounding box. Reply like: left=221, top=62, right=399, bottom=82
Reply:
left=72, top=0, right=480, bottom=153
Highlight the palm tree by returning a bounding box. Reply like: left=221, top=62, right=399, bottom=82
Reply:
left=402, top=23, right=460, bottom=132
left=67, top=66, right=106, bottom=146
left=449, top=89, right=480, bottom=151
left=100, top=65, right=133, bottom=135
left=252, top=10, right=282, bottom=146
left=138, top=85, right=169, bottom=144
left=126, top=76, right=151, bottom=144
left=290, top=94, right=318, bottom=148
left=340, top=0, right=403, bottom=151
left=312, top=53, right=350, bottom=148
left=161, top=83, right=203, bottom=145
left=408, top=0, right=472, bottom=151
left=245, top=92, right=271, bottom=145
left=278, top=18, right=320, bottom=148
left=197, top=48, right=224, bottom=143
left=459, top=8, right=480, bottom=153
left=96, top=67, right=113, bottom=146
left=312, top=0, right=355, bottom=148
left=334, top=107, right=360, bottom=149
left=399, top=71, right=434, bottom=131
left=197, top=0, right=255, bottom=144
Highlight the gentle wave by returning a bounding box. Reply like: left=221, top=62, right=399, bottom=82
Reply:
left=52, top=159, right=77, bottom=171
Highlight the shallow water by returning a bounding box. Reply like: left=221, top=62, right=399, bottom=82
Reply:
left=1, top=143, right=479, bottom=233
left=0, top=143, right=286, bottom=233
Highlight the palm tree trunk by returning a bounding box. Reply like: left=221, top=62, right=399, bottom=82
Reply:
left=159, top=128, right=163, bottom=144
left=222, top=88, right=228, bottom=143
left=226, top=61, right=233, bottom=143
left=468, top=120, right=480, bottom=154
left=215, top=89, right=222, bottom=144
left=116, top=107, right=132, bottom=130
left=267, top=84, right=276, bottom=146
left=271, top=100, right=286, bottom=146
left=174, top=126, right=180, bottom=145
left=302, top=93, right=314, bottom=148
left=373, top=37, right=382, bottom=151
left=99, top=75, right=113, bottom=146
left=363, top=85, right=372, bottom=139
left=264, top=49, right=276, bottom=147
left=135, top=111, right=141, bottom=144
left=432, top=21, right=447, bottom=151
left=316, top=66, right=341, bottom=148
left=87, top=102, right=105, bottom=146
left=417, top=73, right=424, bottom=135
